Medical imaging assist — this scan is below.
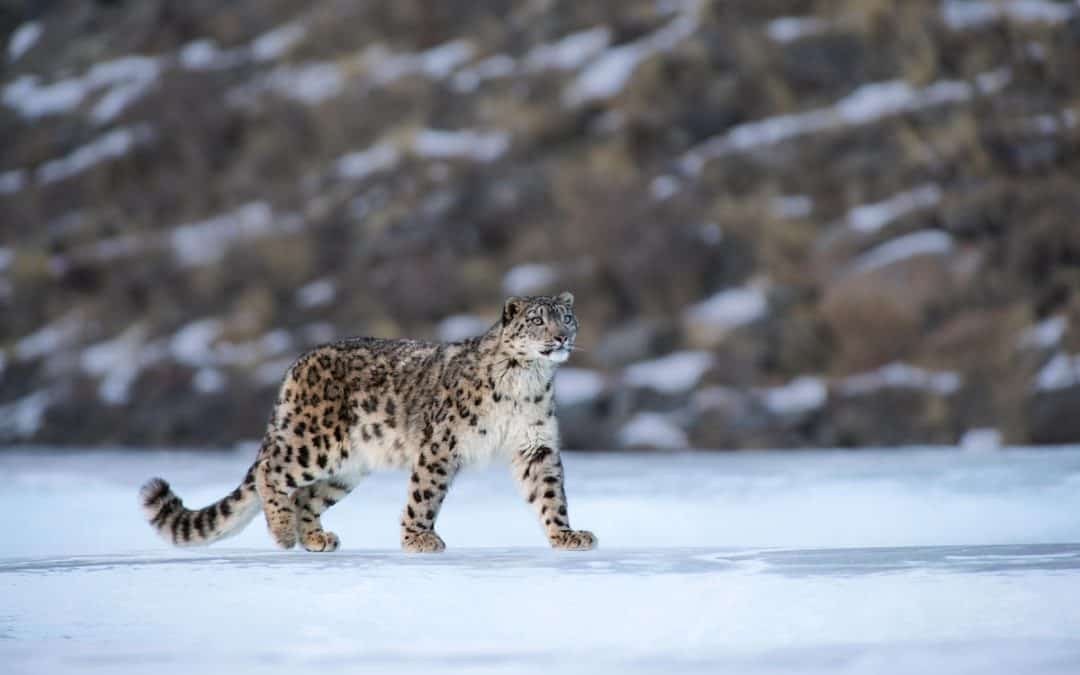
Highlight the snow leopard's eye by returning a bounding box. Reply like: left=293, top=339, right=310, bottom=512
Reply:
left=563, top=314, right=573, bottom=325
left=530, top=316, right=543, bottom=326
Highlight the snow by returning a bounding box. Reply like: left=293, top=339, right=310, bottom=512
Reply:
left=450, top=54, right=516, bottom=92
left=1023, top=110, right=1077, bottom=134
left=260, top=62, right=344, bottom=104
left=0, top=390, right=51, bottom=439
left=85, top=56, right=161, bottom=124
left=839, top=362, right=962, bottom=396
left=254, top=356, right=295, bottom=387
left=2, top=74, right=87, bottom=118
left=179, top=39, right=222, bottom=69
left=7, top=21, right=42, bottom=62
left=336, top=142, right=401, bottom=180
left=960, top=428, right=1004, bottom=453
left=295, top=278, right=337, bottom=309
left=770, top=194, right=814, bottom=219
left=169, top=318, right=224, bottom=368
left=503, top=263, right=558, bottom=296
left=250, top=22, right=306, bottom=62
left=850, top=230, right=955, bottom=274
left=14, top=313, right=82, bottom=362
left=411, top=128, right=510, bottom=162
left=2, top=447, right=1079, bottom=674
left=214, top=330, right=293, bottom=368
left=170, top=202, right=291, bottom=267
left=554, top=367, right=607, bottom=407
left=617, top=412, right=688, bottom=449
left=766, top=17, right=829, bottom=43
left=563, top=5, right=699, bottom=106
left=0, top=169, right=26, bottom=195
left=761, top=376, right=827, bottom=416
left=942, top=0, right=1077, bottom=29
left=1021, top=315, right=1067, bottom=350
left=301, top=321, right=337, bottom=345
left=35, top=125, right=154, bottom=184
left=524, top=26, right=612, bottom=72
left=370, top=40, right=475, bottom=85
left=3, top=56, right=160, bottom=123
left=649, top=174, right=680, bottom=200
left=436, top=314, right=491, bottom=342
left=684, top=284, right=769, bottom=331
left=1035, top=352, right=1080, bottom=391
left=623, top=350, right=713, bottom=394
left=680, top=71, right=1010, bottom=173
left=192, top=367, right=227, bottom=394
left=847, top=184, right=943, bottom=234
left=80, top=326, right=150, bottom=405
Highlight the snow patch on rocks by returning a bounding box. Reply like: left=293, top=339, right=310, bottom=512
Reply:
left=437, top=315, right=491, bottom=342
left=411, top=128, right=510, bottom=162
left=525, top=27, right=612, bottom=72
left=563, top=3, right=700, bottom=106
left=1035, top=353, right=1080, bottom=391
left=336, top=142, right=401, bottom=181
left=681, top=70, right=1011, bottom=173
left=15, top=313, right=83, bottom=362
left=80, top=326, right=152, bottom=405
left=0, top=170, right=26, bottom=196
left=170, top=202, right=298, bottom=267
left=1021, top=316, right=1067, bottom=350
left=847, top=184, right=943, bottom=234
left=684, top=284, right=768, bottom=332
left=766, top=17, right=829, bottom=43
left=624, top=351, right=713, bottom=394
left=960, top=428, right=1004, bottom=452
left=295, top=278, right=336, bottom=309
left=0, top=390, right=52, bottom=439
left=760, top=376, right=827, bottom=416
left=251, top=22, right=306, bottom=62
left=942, top=0, right=1077, bottom=29
left=503, top=264, right=558, bottom=296
left=839, top=362, right=962, bottom=396
left=7, top=21, right=42, bottom=62
left=849, top=230, right=954, bottom=274
left=555, top=368, right=607, bottom=407
left=618, top=412, right=688, bottom=449
left=36, top=125, right=154, bottom=184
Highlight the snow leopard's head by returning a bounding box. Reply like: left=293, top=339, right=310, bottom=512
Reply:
left=500, top=292, right=577, bottom=363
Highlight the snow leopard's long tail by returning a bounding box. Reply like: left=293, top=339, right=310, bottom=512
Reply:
left=139, top=463, right=261, bottom=547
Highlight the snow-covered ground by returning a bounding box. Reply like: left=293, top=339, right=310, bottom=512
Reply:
left=2, top=447, right=1080, bottom=674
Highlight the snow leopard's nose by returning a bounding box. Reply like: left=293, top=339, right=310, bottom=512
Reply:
left=553, top=334, right=569, bottom=346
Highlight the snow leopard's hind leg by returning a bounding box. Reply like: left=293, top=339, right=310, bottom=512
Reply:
left=293, top=473, right=365, bottom=552
left=254, top=434, right=328, bottom=549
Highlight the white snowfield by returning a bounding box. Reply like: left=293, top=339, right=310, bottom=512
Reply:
left=2, top=447, right=1080, bottom=675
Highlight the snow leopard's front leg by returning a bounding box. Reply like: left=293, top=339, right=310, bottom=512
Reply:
left=400, top=441, right=459, bottom=553
left=512, top=445, right=596, bottom=550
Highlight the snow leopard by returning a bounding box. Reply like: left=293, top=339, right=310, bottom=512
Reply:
left=140, top=292, right=596, bottom=553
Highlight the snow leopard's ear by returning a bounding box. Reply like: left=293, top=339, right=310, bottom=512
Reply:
left=502, top=296, right=525, bottom=325
left=557, top=291, right=574, bottom=308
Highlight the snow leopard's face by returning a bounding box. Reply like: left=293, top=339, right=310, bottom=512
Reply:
left=500, top=292, right=577, bottom=363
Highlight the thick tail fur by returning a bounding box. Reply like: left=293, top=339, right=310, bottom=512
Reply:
left=140, top=464, right=261, bottom=547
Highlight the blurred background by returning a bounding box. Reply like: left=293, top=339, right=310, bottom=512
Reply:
left=1, top=0, right=1079, bottom=451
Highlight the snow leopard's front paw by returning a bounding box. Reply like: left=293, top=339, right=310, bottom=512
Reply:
left=402, top=530, right=446, bottom=553
left=301, top=530, right=340, bottom=552
left=550, top=529, right=597, bottom=551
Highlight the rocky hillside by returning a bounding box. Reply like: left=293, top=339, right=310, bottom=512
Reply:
left=2, top=0, right=1079, bottom=449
